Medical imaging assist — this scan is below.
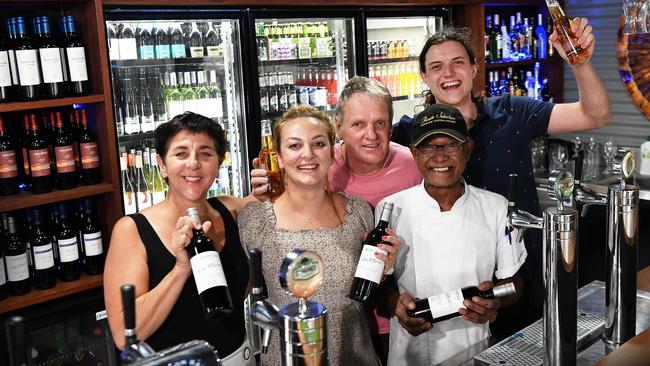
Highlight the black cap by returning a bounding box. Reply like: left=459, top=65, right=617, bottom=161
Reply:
left=411, top=104, right=468, bottom=146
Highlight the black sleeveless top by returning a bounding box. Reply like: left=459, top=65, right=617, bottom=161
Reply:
left=129, top=198, right=249, bottom=356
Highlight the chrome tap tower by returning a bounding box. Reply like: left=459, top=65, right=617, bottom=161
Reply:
left=508, top=170, right=578, bottom=366
left=250, top=249, right=328, bottom=365
left=572, top=149, right=639, bottom=346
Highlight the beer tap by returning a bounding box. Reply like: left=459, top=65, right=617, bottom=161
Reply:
left=508, top=170, right=579, bottom=366
left=250, top=248, right=329, bottom=365
left=249, top=248, right=273, bottom=354
left=602, top=149, right=638, bottom=346
left=572, top=154, right=607, bottom=217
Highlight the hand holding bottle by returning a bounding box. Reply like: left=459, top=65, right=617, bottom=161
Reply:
left=370, top=227, right=400, bottom=275
left=250, top=157, right=271, bottom=201
left=394, top=292, right=433, bottom=337
left=549, top=17, right=594, bottom=65
left=457, top=280, right=501, bottom=324
left=172, top=215, right=212, bottom=273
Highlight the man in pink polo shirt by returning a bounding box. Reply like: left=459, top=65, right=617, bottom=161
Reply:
left=252, top=76, right=421, bottom=364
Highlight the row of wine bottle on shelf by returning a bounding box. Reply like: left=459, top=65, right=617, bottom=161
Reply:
left=112, top=66, right=224, bottom=136
left=369, top=61, right=425, bottom=99
left=484, top=12, right=551, bottom=64
left=485, top=63, right=552, bottom=101
left=107, top=21, right=224, bottom=61
left=256, top=21, right=337, bottom=62
left=0, top=107, right=101, bottom=196
left=0, top=198, right=104, bottom=300
left=0, top=15, right=90, bottom=102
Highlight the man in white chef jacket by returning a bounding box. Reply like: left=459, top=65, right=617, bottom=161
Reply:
left=376, top=104, right=527, bottom=365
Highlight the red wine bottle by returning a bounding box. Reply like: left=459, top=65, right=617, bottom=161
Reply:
left=53, top=111, right=78, bottom=189
left=38, top=16, right=66, bottom=99
left=349, top=201, right=394, bottom=302
left=30, top=208, right=56, bottom=290
left=408, top=283, right=517, bottom=323
left=5, top=215, right=31, bottom=295
left=0, top=116, right=19, bottom=195
left=77, top=108, right=101, bottom=185
left=80, top=198, right=104, bottom=275
left=185, top=207, right=233, bottom=319
left=0, top=23, right=14, bottom=102
left=13, top=17, right=41, bottom=101
left=62, top=16, right=90, bottom=96
left=53, top=203, right=81, bottom=282
left=27, top=113, right=52, bottom=194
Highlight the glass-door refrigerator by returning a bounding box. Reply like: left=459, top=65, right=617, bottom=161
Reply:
left=103, top=9, right=248, bottom=215
left=363, top=12, right=447, bottom=123
left=246, top=11, right=357, bottom=150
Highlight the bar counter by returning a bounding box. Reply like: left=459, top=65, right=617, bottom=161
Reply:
left=438, top=266, right=650, bottom=365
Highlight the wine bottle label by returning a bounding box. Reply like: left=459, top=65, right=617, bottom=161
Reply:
left=66, top=47, right=89, bottom=82
left=29, top=148, right=51, bottom=177
left=39, top=48, right=64, bottom=83
left=189, top=47, right=204, bottom=58
left=15, top=49, right=41, bottom=86
left=80, top=142, right=100, bottom=169
left=139, top=45, right=155, bottom=60
left=140, top=116, right=156, bottom=133
left=0, top=51, right=11, bottom=87
left=206, top=46, right=221, bottom=57
left=0, top=150, right=18, bottom=178
left=83, top=231, right=104, bottom=256
left=55, top=145, right=76, bottom=173
left=353, top=245, right=387, bottom=285
left=155, top=45, right=171, bottom=59
left=137, top=191, right=152, bottom=210
left=171, top=44, right=186, bottom=58
left=190, top=251, right=228, bottom=294
left=7, top=49, right=17, bottom=85
left=58, top=237, right=80, bottom=262
left=427, top=289, right=465, bottom=320
left=109, top=38, right=120, bottom=61
left=298, top=39, right=311, bottom=59
left=0, top=258, right=6, bottom=284
left=33, top=243, right=55, bottom=270
left=118, top=38, right=138, bottom=60
left=123, top=191, right=137, bottom=215
left=6, top=253, right=29, bottom=281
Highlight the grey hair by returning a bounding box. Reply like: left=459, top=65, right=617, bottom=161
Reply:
left=334, top=76, right=393, bottom=126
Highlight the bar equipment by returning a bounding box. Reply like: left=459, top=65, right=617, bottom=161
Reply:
left=573, top=149, right=639, bottom=347
left=250, top=248, right=328, bottom=365
left=508, top=169, right=578, bottom=366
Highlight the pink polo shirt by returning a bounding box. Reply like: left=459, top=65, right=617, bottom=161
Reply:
left=328, top=141, right=421, bottom=333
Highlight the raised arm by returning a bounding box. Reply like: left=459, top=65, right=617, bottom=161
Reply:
left=548, top=17, right=611, bottom=135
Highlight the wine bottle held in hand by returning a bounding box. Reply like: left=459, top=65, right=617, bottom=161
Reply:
left=185, top=207, right=233, bottom=319
left=408, top=282, right=516, bottom=324
left=349, top=201, right=394, bottom=302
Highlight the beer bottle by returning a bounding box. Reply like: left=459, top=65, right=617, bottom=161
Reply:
left=258, top=119, right=284, bottom=198
left=545, top=0, right=588, bottom=65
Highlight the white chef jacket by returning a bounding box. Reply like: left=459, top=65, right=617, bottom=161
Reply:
left=378, top=180, right=527, bottom=366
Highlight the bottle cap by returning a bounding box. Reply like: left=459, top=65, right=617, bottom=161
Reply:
left=493, top=282, right=516, bottom=297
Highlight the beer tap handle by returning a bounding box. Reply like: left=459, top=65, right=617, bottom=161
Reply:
left=249, top=249, right=272, bottom=354
left=122, top=284, right=136, bottom=341
left=508, top=174, right=518, bottom=215
left=5, top=316, right=27, bottom=366
left=574, top=153, right=583, bottom=188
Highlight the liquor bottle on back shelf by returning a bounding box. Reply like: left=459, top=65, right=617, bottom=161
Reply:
left=61, top=15, right=90, bottom=96
left=107, top=22, right=120, bottom=61
left=53, top=203, right=81, bottom=282
left=166, top=71, right=184, bottom=119
left=185, top=207, right=233, bottom=319
left=121, top=152, right=137, bottom=215
left=38, top=16, right=66, bottom=99
left=137, top=23, right=154, bottom=60
left=80, top=198, right=104, bottom=275
left=5, top=215, right=31, bottom=295
left=259, top=119, right=284, bottom=199
left=14, top=16, right=41, bottom=101
left=170, top=23, right=186, bottom=59
left=408, top=283, right=516, bottom=324
left=53, top=111, right=78, bottom=189
left=150, top=148, right=166, bottom=204
left=118, top=22, right=138, bottom=60
left=30, top=208, right=56, bottom=290
left=77, top=108, right=101, bottom=185
left=27, top=113, right=53, bottom=194
left=204, top=22, right=222, bottom=57
left=123, top=68, right=141, bottom=135
left=207, top=69, right=223, bottom=121
left=139, top=68, right=155, bottom=132
left=349, top=201, right=394, bottom=302
left=153, top=23, right=171, bottom=59
left=135, top=150, right=152, bottom=211
left=0, top=21, right=14, bottom=102
left=188, top=22, right=204, bottom=58
left=545, top=0, right=587, bottom=65
left=0, top=116, right=19, bottom=195
left=535, top=13, right=548, bottom=59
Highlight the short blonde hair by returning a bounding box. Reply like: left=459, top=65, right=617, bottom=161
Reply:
left=273, top=105, right=335, bottom=153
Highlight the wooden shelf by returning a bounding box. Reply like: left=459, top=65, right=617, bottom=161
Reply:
left=0, top=182, right=114, bottom=213
left=0, top=94, right=105, bottom=113
left=0, top=274, right=103, bottom=314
